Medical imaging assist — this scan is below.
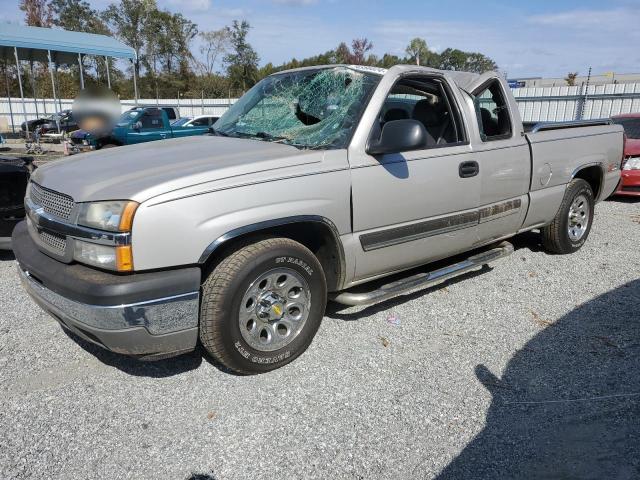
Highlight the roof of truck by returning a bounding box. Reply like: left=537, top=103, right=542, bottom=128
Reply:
left=270, top=64, right=485, bottom=90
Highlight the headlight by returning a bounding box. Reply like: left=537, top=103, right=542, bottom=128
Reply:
left=73, top=240, right=133, bottom=272
left=74, top=201, right=137, bottom=272
left=623, top=157, right=640, bottom=170
left=82, top=139, right=89, bottom=146
left=77, top=201, right=138, bottom=232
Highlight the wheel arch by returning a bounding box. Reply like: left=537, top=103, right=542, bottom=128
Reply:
left=571, top=163, right=604, bottom=200
left=199, top=216, right=346, bottom=292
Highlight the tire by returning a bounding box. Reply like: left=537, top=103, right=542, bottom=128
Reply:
left=542, top=178, right=594, bottom=254
left=199, top=237, right=327, bottom=374
left=100, top=143, right=117, bottom=149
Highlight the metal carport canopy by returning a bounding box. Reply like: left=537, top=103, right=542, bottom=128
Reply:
left=0, top=23, right=135, bottom=63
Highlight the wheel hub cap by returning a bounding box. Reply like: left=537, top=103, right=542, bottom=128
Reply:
left=256, top=292, right=286, bottom=321
left=238, top=268, right=311, bottom=352
left=567, top=194, right=590, bottom=242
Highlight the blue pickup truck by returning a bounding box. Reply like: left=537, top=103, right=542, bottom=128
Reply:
left=67, top=106, right=212, bottom=153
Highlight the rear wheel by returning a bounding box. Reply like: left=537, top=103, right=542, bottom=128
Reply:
left=199, top=237, right=327, bottom=374
left=542, top=178, right=594, bottom=254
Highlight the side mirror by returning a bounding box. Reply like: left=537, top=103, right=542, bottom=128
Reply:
left=133, top=121, right=142, bottom=131
left=367, top=119, right=428, bottom=156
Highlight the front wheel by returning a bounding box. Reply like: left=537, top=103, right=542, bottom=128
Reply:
left=199, top=237, right=327, bottom=374
left=542, top=178, right=594, bottom=254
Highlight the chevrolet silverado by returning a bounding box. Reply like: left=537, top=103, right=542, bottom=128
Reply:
left=14, top=65, right=623, bottom=374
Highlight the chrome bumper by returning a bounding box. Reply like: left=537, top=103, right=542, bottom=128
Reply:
left=19, top=267, right=200, bottom=358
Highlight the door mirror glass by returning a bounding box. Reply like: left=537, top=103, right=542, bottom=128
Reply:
left=367, top=119, right=428, bottom=155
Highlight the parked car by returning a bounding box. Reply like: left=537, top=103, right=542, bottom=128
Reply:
left=13, top=65, right=623, bottom=374
left=611, top=113, right=640, bottom=196
left=66, top=106, right=209, bottom=153
left=20, top=110, right=77, bottom=136
left=0, top=156, right=34, bottom=250
left=171, top=115, right=219, bottom=128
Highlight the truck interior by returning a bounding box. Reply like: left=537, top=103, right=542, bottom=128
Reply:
left=377, top=76, right=464, bottom=147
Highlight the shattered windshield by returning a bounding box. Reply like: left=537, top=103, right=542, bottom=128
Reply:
left=214, top=67, right=380, bottom=149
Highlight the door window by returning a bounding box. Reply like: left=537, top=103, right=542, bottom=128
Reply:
left=140, top=110, right=163, bottom=129
left=473, top=81, right=512, bottom=141
left=375, top=76, right=465, bottom=148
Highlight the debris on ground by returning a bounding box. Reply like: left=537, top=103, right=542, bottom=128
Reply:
left=379, top=336, right=390, bottom=347
left=386, top=315, right=400, bottom=326
left=530, top=310, right=553, bottom=327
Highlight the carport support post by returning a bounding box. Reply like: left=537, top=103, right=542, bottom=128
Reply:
left=13, top=47, right=29, bottom=138
left=105, top=56, right=111, bottom=89
left=29, top=61, right=39, bottom=118
left=78, top=53, right=84, bottom=90
left=4, top=62, right=15, bottom=134
left=47, top=50, right=60, bottom=133
left=132, top=58, right=138, bottom=106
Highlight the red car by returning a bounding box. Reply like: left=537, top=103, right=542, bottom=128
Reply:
left=612, top=113, right=640, bottom=196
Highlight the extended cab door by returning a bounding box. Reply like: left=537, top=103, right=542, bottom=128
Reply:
left=465, top=74, right=531, bottom=244
left=348, top=72, right=481, bottom=281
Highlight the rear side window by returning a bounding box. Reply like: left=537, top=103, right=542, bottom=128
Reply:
left=473, top=81, right=512, bottom=141
left=140, top=110, right=163, bottom=129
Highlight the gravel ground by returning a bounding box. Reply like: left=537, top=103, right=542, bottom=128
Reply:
left=1, top=198, right=639, bottom=480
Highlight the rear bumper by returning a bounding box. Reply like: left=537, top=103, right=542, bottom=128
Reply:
left=616, top=170, right=640, bottom=196
left=13, top=221, right=201, bottom=359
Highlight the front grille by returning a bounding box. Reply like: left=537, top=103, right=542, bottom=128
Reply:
left=38, top=230, right=67, bottom=254
left=29, top=182, right=75, bottom=220
left=622, top=186, right=640, bottom=192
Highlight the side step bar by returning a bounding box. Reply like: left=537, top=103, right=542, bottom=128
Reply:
left=330, top=241, right=514, bottom=307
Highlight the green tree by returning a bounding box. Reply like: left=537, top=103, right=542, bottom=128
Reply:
left=51, top=0, right=109, bottom=34
left=405, top=37, right=429, bottom=66
left=103, top=0, right=157, bottom=79
left=224, top=20, right=259, bottom=94
left=434, top=48, right=497, bottom=73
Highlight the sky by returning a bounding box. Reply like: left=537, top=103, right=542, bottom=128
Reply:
left=1, top=0, right=639, bottom=78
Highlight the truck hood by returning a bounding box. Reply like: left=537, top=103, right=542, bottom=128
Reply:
left=33, top=135, right=318, bottom=203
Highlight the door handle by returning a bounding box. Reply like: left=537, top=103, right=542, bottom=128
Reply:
left=459, top=161, right=479, bottom=178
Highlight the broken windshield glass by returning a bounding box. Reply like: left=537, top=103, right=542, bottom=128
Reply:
left=215, top=67, right=380, bottom=149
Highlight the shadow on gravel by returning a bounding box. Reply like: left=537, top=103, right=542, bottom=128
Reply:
left=436, top=279, right=640, bottom=479
left=61, top=329, right=203, bottom=377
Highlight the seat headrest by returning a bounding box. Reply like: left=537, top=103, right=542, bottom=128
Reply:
left=412, top=99, right=440, bottom=127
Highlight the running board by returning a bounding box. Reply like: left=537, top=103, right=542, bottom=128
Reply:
left=330, top=241, right=514, bottom=307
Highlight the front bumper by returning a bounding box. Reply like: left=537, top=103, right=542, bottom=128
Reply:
left=13, top=221, right=201, bottom=359
left=616, top=169, right=640, bottom=196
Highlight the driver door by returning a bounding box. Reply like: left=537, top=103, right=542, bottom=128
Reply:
left=348, top=74, right=481, bottom=281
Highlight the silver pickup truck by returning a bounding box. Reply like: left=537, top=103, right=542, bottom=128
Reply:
left=14, top=65, right=623, bottom=374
